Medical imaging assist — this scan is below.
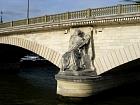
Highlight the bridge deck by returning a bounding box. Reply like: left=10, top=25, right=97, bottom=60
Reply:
left=0, top=4, right=140, bottom=34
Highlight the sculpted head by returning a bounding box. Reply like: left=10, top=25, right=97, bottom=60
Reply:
left=73, top=29, right=84, bottom=37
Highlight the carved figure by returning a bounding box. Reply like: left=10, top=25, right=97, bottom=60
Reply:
left=61, top=29, right=91, bottom=72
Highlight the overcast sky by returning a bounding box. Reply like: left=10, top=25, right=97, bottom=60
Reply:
left=0, top=0, right=129, bottom=22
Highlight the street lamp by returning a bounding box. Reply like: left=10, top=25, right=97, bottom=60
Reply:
left=0, top=11, right=3, bottom=23
left=27, top=0, right=29, bottom=19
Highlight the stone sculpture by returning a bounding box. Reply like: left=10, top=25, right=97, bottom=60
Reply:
left=55, top=29, right=99, bottom=98
left=60, top=29, right=96, bottom=76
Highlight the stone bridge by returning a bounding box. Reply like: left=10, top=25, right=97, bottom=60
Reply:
left=0, top=4, right=140, bottom=76
left=0, top=4, right=140, bottom=98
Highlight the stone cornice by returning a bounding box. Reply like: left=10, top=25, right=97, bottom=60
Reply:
left=0, top=13, right=140, bottom=35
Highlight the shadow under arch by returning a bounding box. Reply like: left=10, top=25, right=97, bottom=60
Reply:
left=95, top=58, right=140, bottom=95
left=83, top=58, right=140, bottom=105
left=0, top=36, right=62, bottom=68
left=100, top=58, right=140, bottom=76
left=0, top=42, right=60, bottom=104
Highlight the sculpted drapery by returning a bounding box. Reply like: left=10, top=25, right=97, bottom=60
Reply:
left=60, top=29, right=92, bottom=72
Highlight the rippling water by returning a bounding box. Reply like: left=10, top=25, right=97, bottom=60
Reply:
left=0, top=66, right=140, bottom=105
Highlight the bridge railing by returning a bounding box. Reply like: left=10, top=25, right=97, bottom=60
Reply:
left=121, top=4, right=140, bottom=14
left=0, top=22, right=11, bottom=28
left=91, top=5, right=119, bottom=17
left=46, top=13, right=68, bottom=22
left=0, top=4, right=139, bottom=28
left=29, top=16, right=46, bottom=24
left=12, top=19, right=27, bottom=26
left=69, top=10, right=89, bottom=19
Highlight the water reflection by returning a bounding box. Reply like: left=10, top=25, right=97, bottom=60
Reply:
left=0, top=66, right=58, bottom=105
left=0, top=66, right=140, bottom=105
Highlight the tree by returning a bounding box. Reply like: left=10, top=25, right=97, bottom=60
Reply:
left=122, top=0, right=140, bottom=3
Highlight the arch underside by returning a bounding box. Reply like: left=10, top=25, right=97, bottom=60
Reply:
left=95, top=42, right=140, bottom=75
left=0, top=36, right=62, bottom=68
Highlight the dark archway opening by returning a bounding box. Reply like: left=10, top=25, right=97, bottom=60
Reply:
left=88, top=58, right=140, bottom=105
left=0, top=43, right=59, bottom=71
left=0, top=43, right=60, bottom=105
left=99, top=58, right=140, bottom=91
left=0, top=43, right=31, bottom=63
left=101, top=58, right=140, bottom=76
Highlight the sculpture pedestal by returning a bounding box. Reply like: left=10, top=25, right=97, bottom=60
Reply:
left=55, top=71, right=100, bottom=97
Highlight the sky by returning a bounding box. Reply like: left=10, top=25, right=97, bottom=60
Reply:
left=0, top=0, right=130, bottom=22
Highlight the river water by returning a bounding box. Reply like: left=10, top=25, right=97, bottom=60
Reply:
left=0, top=65, right=140, bottom=105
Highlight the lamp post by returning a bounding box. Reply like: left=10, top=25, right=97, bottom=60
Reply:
left=27, top=0, right=29, bottom=19
left=0, top=11, right=3, bottom=23
left=27, top=0, right=29, bottom=24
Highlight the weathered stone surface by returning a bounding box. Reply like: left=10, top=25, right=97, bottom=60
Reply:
left=56, top=74, right=101, bottom=97
left=59, top=29, right=96, bottom=76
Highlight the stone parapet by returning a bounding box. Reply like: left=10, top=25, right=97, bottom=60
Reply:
left=0, top=13, right=140, bottom=35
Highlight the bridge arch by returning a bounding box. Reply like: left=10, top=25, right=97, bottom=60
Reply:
left=94, top=42, right=140, bottom=75
left=0, top=36, right=62, bottom=68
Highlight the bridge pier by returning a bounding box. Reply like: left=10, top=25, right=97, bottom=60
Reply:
left=55, top=70, right=99, bottom=98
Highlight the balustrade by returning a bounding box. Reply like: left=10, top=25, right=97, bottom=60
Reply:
left=0, top=4, right=139, bottom=28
